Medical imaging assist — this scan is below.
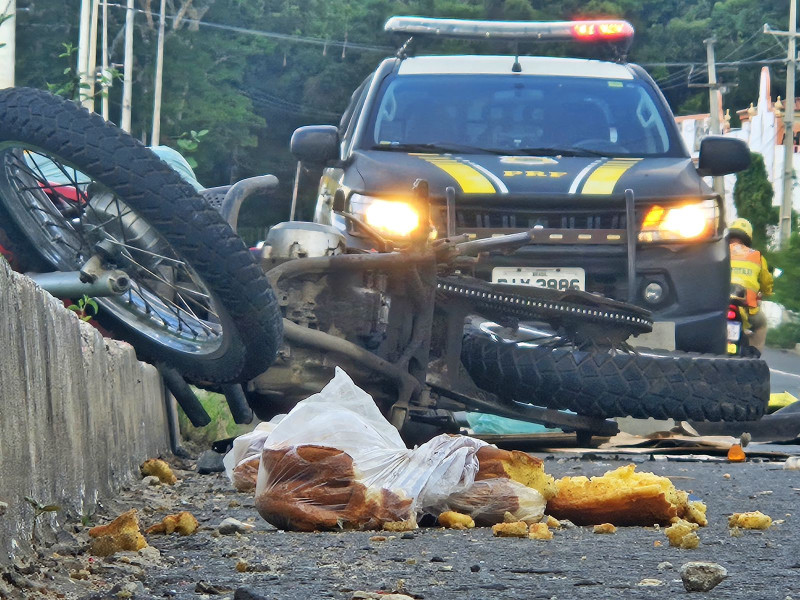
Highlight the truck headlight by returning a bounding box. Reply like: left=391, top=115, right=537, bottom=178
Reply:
left=638, top=200, right=718, bottom=242
left=349, top=193, right=421, bottom=238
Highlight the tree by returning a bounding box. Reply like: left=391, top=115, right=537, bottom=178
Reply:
left=733, top=152, right=775, bottom=252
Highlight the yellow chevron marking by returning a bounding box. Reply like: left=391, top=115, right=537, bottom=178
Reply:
left=417, top=156, right=496, bottom=194
left=581, top=159, right=641, bottom=195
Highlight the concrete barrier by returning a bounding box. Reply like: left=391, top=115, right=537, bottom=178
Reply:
left=0, top=260, right=169, bottom=564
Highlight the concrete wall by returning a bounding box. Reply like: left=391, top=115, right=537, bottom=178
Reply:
left=0, top=260, right=169, bottom=563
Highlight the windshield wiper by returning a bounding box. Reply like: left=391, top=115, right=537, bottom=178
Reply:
left=371, top=142, right=507, bottom=155
left=508, top=146, right=608, bottom=157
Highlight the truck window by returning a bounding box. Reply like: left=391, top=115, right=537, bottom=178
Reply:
left=366, top=74, right=683, bottom=157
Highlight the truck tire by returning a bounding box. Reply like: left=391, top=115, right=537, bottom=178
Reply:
left=461, top=330, right=770, bottom=421
left=0, top=87, right=282, bottom=383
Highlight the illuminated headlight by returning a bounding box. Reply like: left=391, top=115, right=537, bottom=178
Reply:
left=638, top=200, right=718, bottom=242
left=349, top=193, right=421, bottom=238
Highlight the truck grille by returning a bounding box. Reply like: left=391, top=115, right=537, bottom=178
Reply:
left=454, top=207, right=631, bottom=230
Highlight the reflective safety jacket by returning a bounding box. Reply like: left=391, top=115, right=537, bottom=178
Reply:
left=730, top=240, right=773, bottom=309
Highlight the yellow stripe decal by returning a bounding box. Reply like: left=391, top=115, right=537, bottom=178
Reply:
left=417, top=156, right=496, bottom=194
left=580, top=159, right=642, bottom=195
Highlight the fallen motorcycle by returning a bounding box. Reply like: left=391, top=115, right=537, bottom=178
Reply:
left=0, top=88, right=770, bottom=442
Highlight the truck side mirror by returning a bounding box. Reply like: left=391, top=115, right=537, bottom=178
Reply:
left=290, top=125, right=340, bottom=164
left=697, top=136, right=750, bottom=176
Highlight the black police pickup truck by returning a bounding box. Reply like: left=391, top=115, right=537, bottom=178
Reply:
left=290, top=17, right=750, bottom=354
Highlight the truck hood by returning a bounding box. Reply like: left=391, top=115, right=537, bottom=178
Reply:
left=352, top=150, right=704, bottom=200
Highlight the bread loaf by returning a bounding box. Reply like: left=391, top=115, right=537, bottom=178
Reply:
left=476, top=446, right=556, bottom=501
left=254, top=444, right=413, bottom=531
left=547, top=464, right=707, bottom=526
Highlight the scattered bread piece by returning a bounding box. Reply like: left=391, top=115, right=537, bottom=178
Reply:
left=382, top=518, right=418, bottom=532
left=492, top=521, right=529, bottom=538
left=88, top=509, right=148, bottom=556
left=593, top=523, right=617, bottom=534
left=544, top=515, right=561, bottom=528
left=728, top=511, right=772, bottom=530
left=438, top=511, right=475, bottom=530
left=528, top=522, right=553, bottom=540
left=547, top=464, right=706, bottom=526
left=140, top=459, right=177, bottom=485
left=477, top=446, right=556, bottom=500
left=232, top=456, right=260, bottom=492
left=665, top=519, right=700, bottom=549
left=146, top=511, right=198, bottom=536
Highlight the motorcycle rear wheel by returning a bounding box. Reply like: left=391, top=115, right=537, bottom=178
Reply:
left=462, top=329, right=770, bottom=422
left=0, top=87, right=282, bottom=383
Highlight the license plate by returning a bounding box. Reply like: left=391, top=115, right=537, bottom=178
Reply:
left=492, top=267, right=586, bottom=291
left=727, top=321, right=742, bottom=342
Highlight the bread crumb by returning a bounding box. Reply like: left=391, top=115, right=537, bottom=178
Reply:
left=492, top=521, right=528, bottom=538
left=544, top=515, right=560, bottom=528
left=145, top=511, right=198, bottom=536
left=528, top=523, right=553, bottom=540
left=728, top=511, right=772, bottom=530
left=140, top=459, right=177, bottom=485
left=438, top=511, right=475, bottom=530
left=593, top=523, right=617, bottom=534
left=664, top=519, right=700, bottom=549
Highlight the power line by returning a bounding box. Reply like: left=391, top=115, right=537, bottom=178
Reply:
left=103, top=2, right=392, bottom=53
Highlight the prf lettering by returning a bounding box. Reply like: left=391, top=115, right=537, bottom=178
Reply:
left=503, top=170, right=568, bottom=178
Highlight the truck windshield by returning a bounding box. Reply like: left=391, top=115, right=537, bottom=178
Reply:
left=365, top=74, right=680, bottom=157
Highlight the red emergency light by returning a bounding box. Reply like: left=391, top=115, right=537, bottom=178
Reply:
left=571, top=20, right=634, bottom=42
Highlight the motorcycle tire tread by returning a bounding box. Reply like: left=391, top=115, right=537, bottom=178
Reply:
left=0, top=87, right=282, bottom=383
left=462, top=331, right=770, bottom=422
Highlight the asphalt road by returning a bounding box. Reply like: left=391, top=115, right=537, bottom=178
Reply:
left=5, top=454, right=800, bottom=600
left=763, top=347, right=800, bottom=399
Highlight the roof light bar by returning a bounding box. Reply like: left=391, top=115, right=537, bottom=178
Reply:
left=384, top=16, right=634, bottom=43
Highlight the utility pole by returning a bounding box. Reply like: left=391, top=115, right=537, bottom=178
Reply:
left=0, top=0, right=15, bottom=88
left=705, top=38, right=726, bottom=198
left=101, top=0, right=108, bottom=120
left=151, top=0, right=166, bottom=146
left=765, top=0, right=798, bottom=249
left=121, top=0, right=134, bottom=132
left=87, top=0, right=99, bottom=110
left=77, top=0, right=92, bottom=109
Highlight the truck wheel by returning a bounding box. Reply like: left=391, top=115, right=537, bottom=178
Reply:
left=461, top=330, right=770, bottom=422
left=0, top=87, right=282, bottom=383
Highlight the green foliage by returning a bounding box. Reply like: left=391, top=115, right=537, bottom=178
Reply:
left=175, top=129, right=209, bottom=169
left=766, top=321, right=800, bottom=349
left=766, top=232, right=800, bottom=312
left=733, top=152, right=776, bottom=251
left=67, top=295, right=99, bottom=322
left=177, top=387, right=254, bottom=445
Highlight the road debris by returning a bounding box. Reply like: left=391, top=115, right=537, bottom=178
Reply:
left=679, top=561, right=728, bottom=592
left=0, top=500, right=7, bottom=516
left=197, top=449, right=226, bottom=474
left=218, top=517, right=255, bottom=535
left=140, top=458, right=177, bottom=485
left=665, top=519, right=700, bottom=549
left=88, top=509, right=147, bottom=556
left=438, top=511, right=475, bottom=529
left=727, top=444, right=746, bottom=462
left=146, top=511, right=199, bottom=536
left=141, top=475, right=161, bottom=486
left=728, top=511, right=772, bottom=529
left=592, top=523, right=617, bottom=534
left=546, top=464, right=707, bottom=526
left=637, top=578, right=664, bottom=586
left=492, top=521, right=529, bottom=538
left=528, top=522, right=553, bottom=539
left=784, top=457, right=800, bottom=470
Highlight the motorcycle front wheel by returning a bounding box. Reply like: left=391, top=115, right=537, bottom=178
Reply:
left=0, top=87, right=282, bottom=383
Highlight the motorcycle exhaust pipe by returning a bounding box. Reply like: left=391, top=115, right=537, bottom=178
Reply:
left=27, top=269, right=131, bottom=298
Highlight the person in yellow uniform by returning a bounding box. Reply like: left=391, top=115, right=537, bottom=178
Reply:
left=729, top=218, right=773, bottom=350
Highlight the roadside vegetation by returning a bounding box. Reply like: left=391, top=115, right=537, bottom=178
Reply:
left=16, top=0, right=789, bottom=231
